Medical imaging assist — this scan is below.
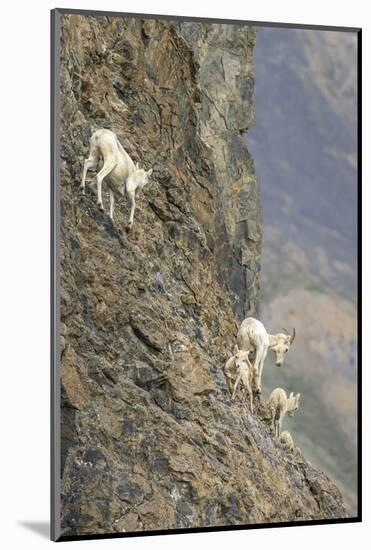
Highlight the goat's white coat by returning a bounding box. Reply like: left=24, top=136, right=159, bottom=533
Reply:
left=237, top=317, right=295, bottom=393
left=81, top=129, right=152, bottom=227
left=224, top=346, right=254, bottom=412
left=269, top=387, right=301, bottom=438
left=224, top=346, right=252, bottom=393
left=232, top=361, right=254, bottom=413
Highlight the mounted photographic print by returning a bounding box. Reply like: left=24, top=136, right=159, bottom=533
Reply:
left=51, top=8, right=361, bottom=542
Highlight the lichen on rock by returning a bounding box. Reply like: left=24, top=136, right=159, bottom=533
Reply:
left=58, top=13, right=347, bottom=537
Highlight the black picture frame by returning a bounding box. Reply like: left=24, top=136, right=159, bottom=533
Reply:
left=51, top=7, right=362, bottom=542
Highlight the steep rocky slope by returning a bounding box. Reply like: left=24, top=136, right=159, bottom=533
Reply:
left=58, top=13, right=346, bottom=537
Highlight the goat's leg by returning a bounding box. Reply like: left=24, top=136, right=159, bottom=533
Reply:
left=247, top=380, right=254, bottom=414
left=96, top=161, right=116, bottom=211
left=224, top=358, right=235, bottom=395
left=109, top=191, right=115, bottom=221
left=127, top=189, right=136, bottom=229
left=244, top=374, right=254, bottom=414
left=226, top=373, right=233, bottom=395
left=232, top=373, right=242, bottom=400
left=80, top=157, right=96, bottom=194
left=277, top=418, right=282, bottom=439
left=257, top=347, right=268, bottom=395
left=270, top=408, right=275, bottom=434
left=253, top=348, right=263, bottom=394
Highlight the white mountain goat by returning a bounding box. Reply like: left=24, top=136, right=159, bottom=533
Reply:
left=237, top=317, right=296, bottom=394
left=224, top=345, right=253, bottom=394
left=80, top=129, right=153, bottom=228
left=232, top=358, right=255, bottom=414
left=280, top=430, right=294, bottom=452
left=269, top=388, right=301, bottom=438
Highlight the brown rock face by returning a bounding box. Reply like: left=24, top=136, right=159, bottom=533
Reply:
left=57, top=13, right=346, bottom=537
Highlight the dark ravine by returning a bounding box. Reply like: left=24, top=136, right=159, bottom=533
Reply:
left=58, top=14, right=347, bottom=536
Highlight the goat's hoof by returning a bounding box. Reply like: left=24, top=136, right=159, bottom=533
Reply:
left=98, top=203, right=104, bottom=212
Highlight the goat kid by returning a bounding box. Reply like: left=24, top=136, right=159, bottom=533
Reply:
left=269, top=387, right=301, bottom=439
left=224, top=345, right=252, bottom=394
left=232, top=360, right=255, bottom=414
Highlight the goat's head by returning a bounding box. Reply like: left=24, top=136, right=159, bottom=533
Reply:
left=131, top=163, right=153, bottom=191
left=232, top=344, right=252, bottom=370
left=271, top=328, right=296, bottom=367
left=287, top=392, right=301, bottom=416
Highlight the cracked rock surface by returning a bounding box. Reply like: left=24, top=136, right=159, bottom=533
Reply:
left=58, top=14, right=347, bottom=536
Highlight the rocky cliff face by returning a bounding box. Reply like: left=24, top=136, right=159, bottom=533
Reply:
left=58, top=13, right=346, bottom=537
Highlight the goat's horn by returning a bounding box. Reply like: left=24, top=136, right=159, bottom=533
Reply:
left=282, top=328, right=289, bottom=335
left=290, top=328, right=296, bottom=343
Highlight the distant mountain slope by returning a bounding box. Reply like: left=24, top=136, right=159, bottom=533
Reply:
left=247, top=27, right=357, bottom=298
left=246, top=27, right=358, bottom=514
